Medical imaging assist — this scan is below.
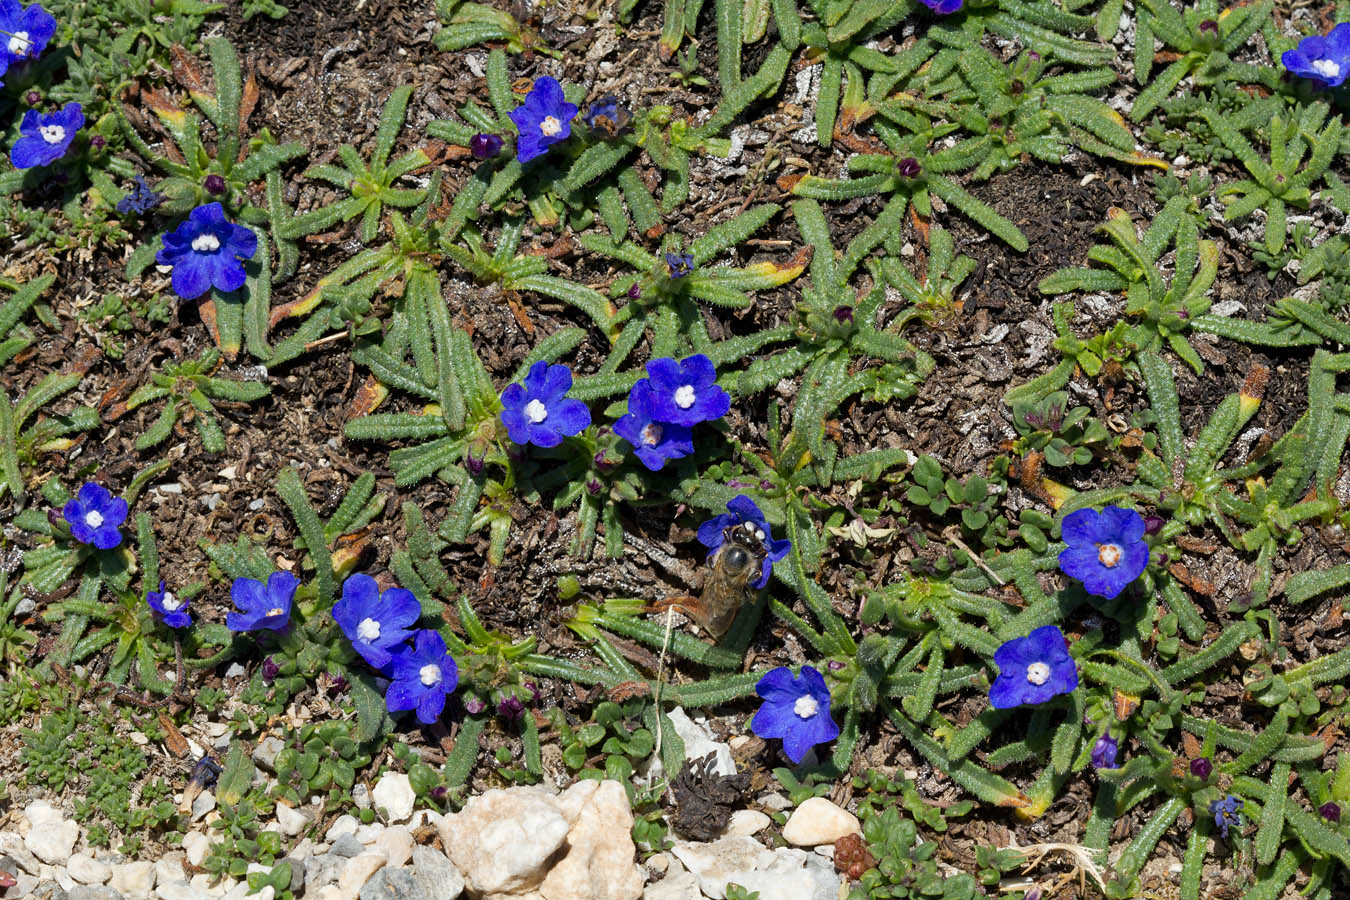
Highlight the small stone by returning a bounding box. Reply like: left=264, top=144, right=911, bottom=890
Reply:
left=438, top=788, right=570, bottom=895
left=409, top=846, right=464, bottom=900
left=155, top=854, right=186, bottom=888
left=371, top=773, right=415, bottom=823
left=68, top=853, right=112, bottom=885
left=252, top=737, right=285, bottom=773
left=129, top=732, right=150, bottom=746
left=351, top=785, right=371, bottom=809
left=275, top=804, right=309, bottom=837
left=190, top=791, right=216, bottom=822
left=287, top=858, right=306, bottom=893
left=758, top=794, right=792, bottom=812
left=781, top=798, right=860, bottom=847
left=330, top=835, right=365, bottom=859
left=643, top=868, right=702, bottom=900
left=224, top=663, right=246, bottom=679
left=336, top=854, right=387, bottom=900
left=155, top=879, right=211, bottom=900
left=251, top=887, right=274, bottom=900
left=290, top=838, right=317, bottom=861
left=23, top=802, right=79, bottom=865
left=110, top=860, right=157, bottom=900
left=0, top=832, right=43, bottom=873
left=326, top=815, right=359, bottom=842
left=727, top=810, right=771, bottom=837
left=7, top=871, right=39, bottom=900
left=305, top=854, right=348, bottom=890
left=538, top=780, right=643, bottom=900
left=372, top=827, right=412, bottom=869
left=181, top=834, right=211, bottom=868
left=647, top=854, right=670, bottom=874
left=359, top=868, right=428, bottom=900
left=353, top=824, right=384, bottom=845
left=67, top=887, right=124, bottom=900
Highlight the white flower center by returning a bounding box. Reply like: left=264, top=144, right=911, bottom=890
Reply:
left=1313, top=59, right=1341, bottom=79
left=266, top=608, right=286, bottom=618
left=9, top=32, right=30, bottom=56
left=1097, top=543, right=1121, bottom=568
left=419, top=663, right=442, bottom=686
left=39, top=124, right=65, bottom=145
left=357, top=617, right=381, bottom=642
left=85, top=510, right=104, bottom=528
left=524, top=399, right=548, bottom=424
left=540, top=115, right=562, bottom=137
left=191, top=233, right=221, bottom=253
left=160, top=592, right=183, bottom=612
left=640, top=422, right=663, bottom=446
left=793, top=695, right=819, bottom=719
left=1026, top=662, right=1051, bottom=685
left=674, top=385, right=696, bottom=409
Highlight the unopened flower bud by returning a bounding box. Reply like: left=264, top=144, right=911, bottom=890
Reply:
left=834, top=306, right=854, bottom=325
left=465, top=453, right=484, bottom=476
left=463, top=696, right=487, bottom=715
left=204, top=174, right=227, bottom=195
left=1142, top=515, right=1164, bottom=535
left=89, top=135, right=106, bottom=150
left=498, top=695, right=524, bottom=720
left=627, top=283, right=641, bottom=300
left=586, top=479, right=603, bottom=496
left=26, top=90, right=40, bottom=105
left=1320, top=801, right=1341, bottom=823
left=1199, top=19, right=1218, bottom=32
left=898, top=157, right=922, bottom=178
left=1190, top=757, right=1212, bottom=779
left=470, top=133, right=504, bottom=159
left=261, top=657, right=279, bottom=683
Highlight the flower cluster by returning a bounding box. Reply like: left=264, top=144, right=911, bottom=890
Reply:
left=751, top=665, right=840, bottom=764
left=1058, top=505, right=1149, bottom=599
left=697, top=495, right=791, bottom=589
left=509, top=76, right=577, bottom=164
left=499, top=360, right=591, bottom=448
left=1282, top=23, right=1350, bottom=88
left=615, top=354, right=729, bottom=471
left=332, top=574, right=459, bottom=725
left=156, top=202, right=258, bottom=301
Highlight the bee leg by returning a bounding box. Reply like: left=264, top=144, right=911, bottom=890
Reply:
left=651, top=594, right=699, bottom=617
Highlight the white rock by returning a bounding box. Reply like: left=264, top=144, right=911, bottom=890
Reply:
left=726, top=810, right=772, bottom=837
left=191, top=790, right=216, bottom=822
left=181, top=832, right=211, bottom=867
left=156, top=853, right=187, bottom=887
left=353, top=823, right=385, bottom=844
left=537, top=780, right=644, bottom=900
left=111, top=859, right=158, bottom=900
left=0, top=831, right=41, bottom=873
left=252, top=887, right=275, bottom=900
left=23, top=802, right=79, bottom=865
left=671, top=836, right=774, bottom=900
left=276, top=803, right=310, bottom=837
left=53, top=864, right=77, bottom=891
left=643, top=868, right=703, bottom=900
left=665, top=708, right=735, bottom=777
left=155, top=878, right=212, bottom=900
left=371, top=773, right=415, bottom=823
left=68, top=853, right=112, bottom=884
left=352, top=784, right=372, bottom=809
left=336, top=853, right=388, bottom=900
left=224, top=663, right=246, bottom=679
left=437, top=787, right=571, bottom=896
left=728, top=847, right=841, bottom=900
left=373, top=826, right=413, bottom=869
left=290, top=837, right=318, bottom=861
left=781, top=798, right=860, bottom=847
left=327, top=814, right=360, bottom=842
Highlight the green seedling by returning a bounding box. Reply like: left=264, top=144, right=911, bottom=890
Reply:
left=124, top=348, right=270, bottom=453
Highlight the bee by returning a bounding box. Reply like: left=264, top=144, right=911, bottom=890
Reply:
left=660, top=522, right=768, bottom=640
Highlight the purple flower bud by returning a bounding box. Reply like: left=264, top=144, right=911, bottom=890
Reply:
left=524, top=680, right=540, bottom=701
left=593, top=451, right=617, bottom=473
left=465, top=453, right=484, bottom=476
left=627, top=283, right=641, bottom=300
left=1027, top=51, right=1040, bottom=61
left=827, top=659, right=846, bottom=671
left=470, top=133, right=504, bottom=159
left=90, top=135, right=106, bottom=150
left=430, top=785, right=449, bottom=799
left=1199, top=19, right=1218, bottom=32
left=48, top=508, right=65, bottom=529
left=586, top=479, right=602, bottom=495
left=1142, top=515, right=1164, bottom=535
left=833, top=306, right=855, bottom=325
left=1091, top=734, right=1119, bottom=769
left=1320, top=801, right=1341, bottom=823
left=261, top=657, right=279, bottom=683
left=26, top=91, right=40, bottom=105
left=1190, top=757, right=1212, bottom=779
left=463, top=696, right=487, bottom=715
left=898, top=157, right=922, bottom=178
left=327, top=672, right=348, bottom=695
left=498, top=695, right=525, bottom=720
left=204, top=174, right=227, bottom=195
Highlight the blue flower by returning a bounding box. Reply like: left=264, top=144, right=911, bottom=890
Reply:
left=385, top=629, right=459, bottom=724
left=146, top=581, right=191, bottom=629
left=665, top=252, right=695, bottom=278
left=750, top=666, right=840, bottom=764
left=697, top=495, right=791, bottom=589
left=614, top=378, right=694, bottom=471
left=918, top=0, right=963, bottom=13
left=1282, top=23, right=1350, bottom=88
left=988, top=625, right=1078, bottom=709
left=1209, top=794, right=1243, bottom=839
left=643, top=354, right=730, bottom=428
left=0, top=1, right=57, bottom=68
left=508, top=76, right=577, bottom=164
left=156, top=202, right=258, bottom=301
left=117, top=174, right=166, bottom=215
left=1091, top=734, right=1118, bottom=769
left=226, top=571, right=298, bottom=633
left=332, top=574, right=421, bottom=670
left=62, top=482, right=128, bottom=550
left=10, top=102, right=82, bottom=169
left=1057, top=505, right=1149, bottom=599
left=499, top=360, right=591, bottom=448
